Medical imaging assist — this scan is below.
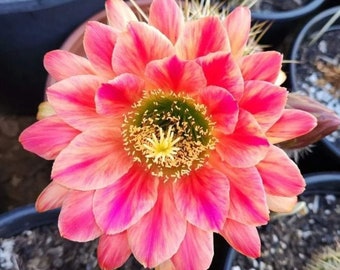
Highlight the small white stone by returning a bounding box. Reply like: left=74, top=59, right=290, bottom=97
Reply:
left=252, top=259, right=259, bottom=268
left=302, top=230, right=312, bottom=239
left=318, top=40, right=327, bottom=53
left=280, top=241, right=287, bottom=249
left=324, top=209, right=331, bottom=215
left=325, top=194, right=336, bottom=204
left=0, top=239, right=15, bottom=269
left=272, top=234, right=279, bottom=243
left=299, top=253, right=306, bottom=260
left=308, top=73, right=318, bottom=83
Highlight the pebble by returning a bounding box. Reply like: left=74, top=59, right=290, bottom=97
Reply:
left=0, top=239, right=15, bottom=270
left=318, top=40, right=327, bottom=53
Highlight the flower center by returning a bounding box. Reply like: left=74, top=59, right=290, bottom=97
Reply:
left=122, top=91, right=216, bottom=180
left=143, top=126, right=181, bottom=163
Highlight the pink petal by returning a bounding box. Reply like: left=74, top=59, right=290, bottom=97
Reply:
left=173, top=167, right=229, bottom=231
left=197, top=52, right=244, bottom=101
left=128, top=184, right=186, bottom=268
left=96, top=73, right=144, bottom=116
left=35, top=182, right=69, bottom=212
left=19, top=115, right=80, bottom=160
left=210, top=156, right=269, bottom=226
left=240, top=80, right=287, bottom=131
left=46, top=75, right=107, bottom=131
left=240, top=51, right=282, bottom=83
left=149, top=0, right=184, bottom=43
left=52, top=127, right=133, bottom=190
left=105, top=0, right=137, bottom=31
left=93, top=166, right=158, bottom=234
left=44, top=50, right=95, bottom=81
left=171, top=223, right=214, bottom=270
left=266, top=109, right=317, bottom=144
left=145, top=55, right=206, bottom=95
left=199, top=85, right=238, bottom=135
left=97, top=233, right=131, bottom=269
left=112, top=21, right=175, bottom=77
left=220, top=219, right=261, bottom=258
left=228, top=167, right=269, bottom=225
left=215, top=110, right=269, bottom=167
left=58, top=190, right=102, bottom=241
left=175, top=17, right=230, bottom=60
left=224, top=7, right=251, bottom=59
left=84, top=21, right=117, bottom=78
left=266, top=195, right=298, bottom=213
left=257, top=145, right=306, bottom=196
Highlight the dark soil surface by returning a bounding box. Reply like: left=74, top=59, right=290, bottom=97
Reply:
left=0, top=115, right=52, bottom=214
left=0, top=225, right=99, bottom=270
left=232, top=192, right=340, bottom=270
left=0, top=223, right=149, bottom=270
left=252, top=0, right=310, bottom=12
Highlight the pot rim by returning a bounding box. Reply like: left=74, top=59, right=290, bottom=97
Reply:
left=251, top=0, right=324, bottom=21
left=0, top=204, right=60, bottom=238
left=0, top=0, right=77, bottom=14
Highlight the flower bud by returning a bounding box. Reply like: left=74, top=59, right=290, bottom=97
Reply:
left=279, top=93, right=340, bottom=149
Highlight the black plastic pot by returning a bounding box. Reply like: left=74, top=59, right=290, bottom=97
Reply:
left=251, top=0, right=325, bottom=21
left=0, top=0, right=105, bottom=115
left=250, top=0, right=325, bottom=48
left=289, top=6, right=340, bottom=162
left=297, top=142, right=340, bottom=174
left=0, top=0, right=75, bottom=14
left=223, top=172, right=340, bottom=269
left=0, top=204, right=59, bottom=238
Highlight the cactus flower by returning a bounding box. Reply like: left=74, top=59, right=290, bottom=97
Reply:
left=19, top=0, right=317, bottom=269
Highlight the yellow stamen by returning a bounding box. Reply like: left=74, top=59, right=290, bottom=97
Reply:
left=143, top=126, right=181, bottom=163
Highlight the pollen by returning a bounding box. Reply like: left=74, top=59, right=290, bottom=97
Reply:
left=122, top=91, right=216, bottom=181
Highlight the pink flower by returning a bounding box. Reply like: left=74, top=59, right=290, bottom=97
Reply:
left=19, top=0, right=317, bottom=269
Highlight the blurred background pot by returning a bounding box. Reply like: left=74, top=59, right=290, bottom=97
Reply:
left=290, top=6, right=340, bottom=163
left=249, top=0, right=325, bottom=48
left=0, top=0, right=105, bottom=115
left=224, top=172, right=340, bottom=269
left=251, top=0, right=325, bottom=21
